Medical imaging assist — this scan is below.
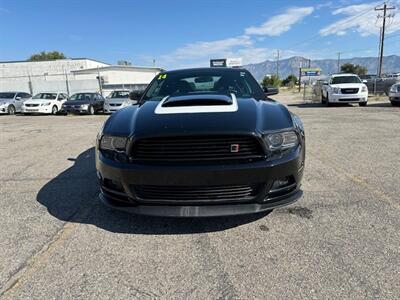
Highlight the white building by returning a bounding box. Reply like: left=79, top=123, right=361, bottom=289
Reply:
left=0, top=58, right=162, bottom=95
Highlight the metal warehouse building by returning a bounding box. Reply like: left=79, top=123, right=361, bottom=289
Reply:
left=0, top=58, right=162, bottom=96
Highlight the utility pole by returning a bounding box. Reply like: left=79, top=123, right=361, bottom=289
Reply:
left=337, top=52, right=342, bottom=73
left=276, top=50, right=280, bottom=79
left=375, top=3, right=395, bottom=76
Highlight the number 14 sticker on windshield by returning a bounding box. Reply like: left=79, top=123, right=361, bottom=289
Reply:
left=158, top=74, right=167, bottom=80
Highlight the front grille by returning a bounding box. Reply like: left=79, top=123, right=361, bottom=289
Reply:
left=25, top=104, right=39, bottom=107
left=133, top=184, right=262, bottom=204
left=339, top=98, right=360, bottom=101
left=341, top=88, right=359, bottom=94
left=132, top=135, right=264, bottom=162
left=109, top=103, right=122, bottom=107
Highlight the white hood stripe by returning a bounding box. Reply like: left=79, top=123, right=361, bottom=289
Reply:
left=154, top=93, right=238, bottom=114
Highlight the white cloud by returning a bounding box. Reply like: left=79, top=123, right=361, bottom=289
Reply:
left=320, top=1, right=400, bottom=37
left=245, top=7, right=314, bottom=36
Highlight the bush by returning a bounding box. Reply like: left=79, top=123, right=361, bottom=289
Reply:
left=261, top=75, right=281, bottom=88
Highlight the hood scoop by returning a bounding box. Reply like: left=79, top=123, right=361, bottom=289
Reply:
left=155, top=93, right=238, bottom=114
left=162, top=94, right=233, bottom=107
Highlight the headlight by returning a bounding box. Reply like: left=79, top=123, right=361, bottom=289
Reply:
left=99, top=135, right=128, bottom=152
left=263, top=131, right=299, bottom=151
left=390, top=85, right=398, bottom=92
left=41, top=102, right=51, bottom=106
left=332, top=87, right=340, bottom=94
left=81, top=104, right=89, bottom=109
left=361, top=86, right=367, bottom=92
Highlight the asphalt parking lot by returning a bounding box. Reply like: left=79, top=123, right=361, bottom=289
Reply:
left=0, top=96, right=399, bottom=299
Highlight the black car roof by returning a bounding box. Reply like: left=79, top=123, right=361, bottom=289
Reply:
left=163, top=67, right=248, bottom=74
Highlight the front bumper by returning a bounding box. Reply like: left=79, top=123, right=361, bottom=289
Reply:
left=61, top=106, right=89, bottom=114
left=22, top=106, right=52, bottom=114
left=329, top=92, right=368, bottom=103
left=389, top=92, right=400, bottom=102
left=96, top=146, right=305, bottom=217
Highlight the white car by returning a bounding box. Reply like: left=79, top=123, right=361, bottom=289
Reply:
left=0, top=92, right=32, bottom=114
left=321, top=74, right=368, bottom=106
left=389, top=83, right=400, bottom=106
left=21, top=92, right=68, bottom=115
left=103, top=90, right=136, bottom=113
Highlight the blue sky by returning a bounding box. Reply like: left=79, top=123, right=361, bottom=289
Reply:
left=1, top=0, right=399, bottom=69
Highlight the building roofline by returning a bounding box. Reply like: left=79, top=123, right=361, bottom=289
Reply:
left=0, top=57, right=110, bottom=65
left=71, top=65, right=163, bottom=73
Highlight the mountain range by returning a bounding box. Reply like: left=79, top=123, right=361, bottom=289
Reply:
left=244, top=55, right=400, bottom=80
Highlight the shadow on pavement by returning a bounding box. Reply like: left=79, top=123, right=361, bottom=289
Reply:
left=37, top=147, right=271, bottom=234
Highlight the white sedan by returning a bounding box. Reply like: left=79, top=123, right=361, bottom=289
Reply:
left=22, top=92, right=68, bottom=115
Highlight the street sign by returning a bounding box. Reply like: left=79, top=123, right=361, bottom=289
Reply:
left=210, top=59, right=227, bottom=67
left=301, top=68, right=321, bottom=76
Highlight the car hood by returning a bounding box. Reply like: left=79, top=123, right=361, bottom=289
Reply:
left=63, top=100, right=90, bottom=106
left=330, top=83, right=365, bottom=88
left=103, top=97, right=294, bottom=138
left=0, top=98, right=14, bottom=103
left=105, top=98, right=129, bottom=104
left=24, top=99, right=53, bottom=104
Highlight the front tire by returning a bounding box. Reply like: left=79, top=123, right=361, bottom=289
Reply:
left=7, top=105, right=16, bottom=115
left=321, top=93, right=326, bottom=104
left=359, top=102, right=367, bottom=107
left=391, top=101, right=400, bottom=107
left=51, top=105, right=58, bottom=115
left=325, top=94, right=331, bottom=107
left=88, top=105, right=95, bottom=115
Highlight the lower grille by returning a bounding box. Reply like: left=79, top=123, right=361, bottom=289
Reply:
left=109, top=103, right=122, bottom=107
left=25, top=104, right=39, bottom=107
left=132, top=135, right=264, bottom=163
left=341, top=88, right=359, bottom=94
left=133, top=184, right=262, bottom=204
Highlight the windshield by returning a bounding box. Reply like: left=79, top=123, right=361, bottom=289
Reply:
left=331, top=76, right=361, bottom=84
left=32, top=93, right=57, bottom=100
left=0, top=93, right=16, bottom=99
left=110, top=91, right=129, bottom=99
left=69, top=93, right=93, bottom=101
left=143, top=69, right=265, bottom=101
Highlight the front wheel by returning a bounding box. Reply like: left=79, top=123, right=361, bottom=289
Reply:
left=325, top=94, right=331, bottom=107
left=391, top=101, right=400, bottom=107
left=51, top=105, right=58, bottom=115
left=359, top=102, right=367, bottom=107
left=88, top=105, right=95, bottom=115
left=7, top=105, right=16, bottom=115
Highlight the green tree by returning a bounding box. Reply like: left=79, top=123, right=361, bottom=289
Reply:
left=261, top=75, right=281, bottom=89
left=340, top=63, right=367, bottom=76
left=28, top=51, right=66, bottom=61
left=282, top=74, right=298, bottom=87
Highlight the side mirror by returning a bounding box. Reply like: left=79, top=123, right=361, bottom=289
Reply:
left=263, top=86, right=279, bottom=96
left=15, top=97, right=21, bottom=100
left=362, top=79, right=368, bottom=83
left=129, top=90, right=143, bottom=100
left=322, top=81, right=328, bottom=85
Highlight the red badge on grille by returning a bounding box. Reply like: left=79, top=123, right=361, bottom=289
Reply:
left=230, top=144, right=240, bottom=153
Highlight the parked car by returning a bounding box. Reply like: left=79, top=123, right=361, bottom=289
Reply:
left=389, top=83, right=400, bottom=106
left=21, top=92, right=68, bottom=115
left=96, top=67, right=305, bottom=217
left=0, top=92, right=32, bottom=115
left=103, top=90, right=136, bottom=114
left=321, top=73, right=368, bottom=106
left=61, top=92, right=104, bottom=115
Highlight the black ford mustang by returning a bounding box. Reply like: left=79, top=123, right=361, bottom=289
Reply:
left=96, top=68, right=305, bottom=217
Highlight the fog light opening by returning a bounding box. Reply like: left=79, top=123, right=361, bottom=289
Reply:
left=270, top=176, right=295, bottom=192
